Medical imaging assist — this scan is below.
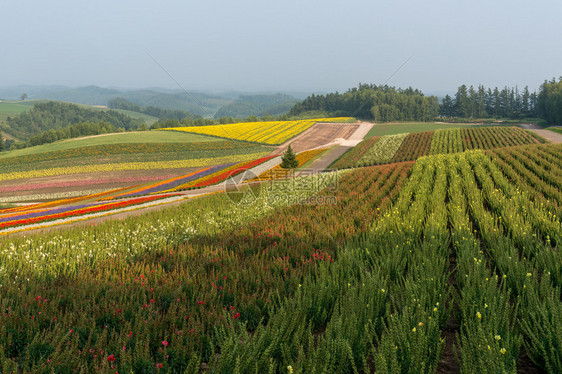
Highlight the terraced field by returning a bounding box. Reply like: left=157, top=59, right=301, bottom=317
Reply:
left=157, top=118, right=354, bottom=145
left=332, top=126, right=545, bottom=169
left=0, top=120, right=560, bottom=373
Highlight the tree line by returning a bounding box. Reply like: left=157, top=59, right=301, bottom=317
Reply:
left=107, top=98, right=196, bottom=121
left=4, top=101, right=143, bottom=141
left=537, top=77, right=562, bottom=125
left=289, top=84, right=440, bottom=122
left=9, top=121, right=124, bottom=149
left=439, top=84, right=539, bottom=119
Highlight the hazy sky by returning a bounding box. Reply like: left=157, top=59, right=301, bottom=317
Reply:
left=1, top=0, right=560, bottom=93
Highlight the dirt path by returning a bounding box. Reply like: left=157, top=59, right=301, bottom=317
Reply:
left=530, top=129, right=562, bottom=143
left=298, top=122, right=374, bottom=172
left=518, top=123, right=562, bottom=143
left=299, top=145, right=352, bottom=173
left=273, top=122, right=360, bottom=154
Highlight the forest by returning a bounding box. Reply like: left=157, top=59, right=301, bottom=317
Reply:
left=537, top=78, right=562, bottom=125
left=440, top=84, right=539, bottom=119
left=289, top=84, right=440, bottom=121
left=11, top=121, right=122, bottom=148
left=4, top=101, right=142, bottom=141
left=440, top=78, right=562, bottom=123
left=107, top=97, right=196, bottom=121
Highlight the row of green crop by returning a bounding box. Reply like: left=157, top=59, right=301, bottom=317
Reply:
left=488, top=146, right=562, bottom=215
left=429, top=127, right=544, bottom=156
left=334, top=126, right=542, bottom=170
left=391, top=131, right=433, bottom=163
left=208, top=148, right=561, bottom=373
left=0, top=164, right=412, bottom=373
left=330, top=137, right=379, bottom=169
left=0, top=145, right=559, bottom=372
left=458, top=150, right=561, bottom=373
left=209, top=155, right=450, bottom=373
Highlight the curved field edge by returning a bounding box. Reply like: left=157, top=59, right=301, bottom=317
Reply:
left=0, top=130, right=222, bottom=159
left=0, top=152, right=270, bottom=182
left=0, top=143, right=560, bottom=372
left=156, top=118, right=354, bottom=146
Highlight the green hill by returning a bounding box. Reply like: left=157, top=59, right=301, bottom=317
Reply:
left=3, top=101, right=144, bottom=141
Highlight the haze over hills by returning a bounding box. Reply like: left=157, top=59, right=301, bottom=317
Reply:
left=0, top=85, right=305, bottom=118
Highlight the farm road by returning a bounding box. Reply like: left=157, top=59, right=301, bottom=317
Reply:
left=519, top=123, right=562, bottom=143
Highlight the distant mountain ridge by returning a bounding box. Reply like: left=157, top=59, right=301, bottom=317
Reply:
left=0, top=85, right=303, bottom=118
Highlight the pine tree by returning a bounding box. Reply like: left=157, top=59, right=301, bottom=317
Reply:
left=280, top=145, right=299, bottom=169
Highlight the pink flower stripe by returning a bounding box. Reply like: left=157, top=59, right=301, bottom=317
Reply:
left=0, top=187, right=130, bottom=215
left=0, top=175, right=179, bottom=193
left=0, top=194, right=181, bottom=230
left=106, top=166, right=216, bottom=200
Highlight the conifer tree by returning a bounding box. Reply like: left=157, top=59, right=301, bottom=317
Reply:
left=280, top=145, right=298, bottom=169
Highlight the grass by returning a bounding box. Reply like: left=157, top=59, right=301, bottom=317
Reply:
left=546, top=126, right=562, bottom=135
left=0, top=100, right=159, bottom=128
left=0, top=100, right=39, bottom=122
left=112, top=109, right=159, bottom=125
left=0, top=130, right=222, bottom=158
left=365, top=122, right=512, bottom=137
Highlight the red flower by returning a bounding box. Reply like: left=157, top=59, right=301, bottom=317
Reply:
left=162, top=340, right=169, bottom=347
left=156, top=363, right=163, bottom=369
left=233, top=312, right=241, bottom=320
left=107, top=354, right=116, bottom=362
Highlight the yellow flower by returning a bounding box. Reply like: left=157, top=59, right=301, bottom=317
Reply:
left=495, top=335, right=501, bottom=341
left=500, top=348, right=506, bottom=355
left=412, top=327, right=416, bottom=332
left=287, top=365, right=294, bottom=373
left=476, top=312, right=482, bottom=320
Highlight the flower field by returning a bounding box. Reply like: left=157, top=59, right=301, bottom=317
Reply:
left=0, top=175, right=179, bottom=194
left=0, top=152, right=269, bottom=182
left=0, top=189, right=111, bottom=203
left=357, top=133, right=408, bottom=166
left=391, top=131, right=433, bottom=162
left=0, top=194, right=182, bottom=231
left=333, top=126, right=547, bottom=169
left=251, top=148, right=327, bottom=181
left=429, top=126, right=544, bottom=155
left=166, top=155, right=276, bottom=191
left=0, top=136, right=560, bottom=372
left=0, top=141, right=255, bottom=166
left=157, top=118, right=354, bottom=145
left=330, top=137, right=379, bottom=169
left=109, top=165, right=231, bottom=199
left=114, top=155, right=277, bottom=198
left=0, top=142, right=270, bottom=175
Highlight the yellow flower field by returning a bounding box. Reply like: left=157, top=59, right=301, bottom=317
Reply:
left=0, top=152, right=269, bottom=182
left=157, top=118, right=354, bottom=145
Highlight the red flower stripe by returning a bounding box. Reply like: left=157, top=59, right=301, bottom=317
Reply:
left=191, top=156, right=275, bottom=188
left=0, top=194, right=181, bottom=230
